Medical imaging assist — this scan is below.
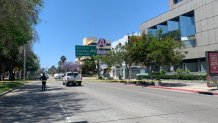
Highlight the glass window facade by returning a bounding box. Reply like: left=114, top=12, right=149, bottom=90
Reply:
left=167, top=21, right=179, bottom=31
left=179, top=15, right=196, bottom=48
left=157, top=25, right=168, bottom=34
left=174, top=0, right=183, bottom=4
left=148, top=28, right=157, bottom=36
left=147, top=11, right=196, bottom=48
left=179, top=16, right=195, bottom=37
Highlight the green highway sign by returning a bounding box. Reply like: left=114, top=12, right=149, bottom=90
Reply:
left=75, top=45, right=97, bottom=57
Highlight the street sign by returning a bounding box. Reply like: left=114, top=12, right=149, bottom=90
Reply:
left=75, top=45, right=97, bottom=57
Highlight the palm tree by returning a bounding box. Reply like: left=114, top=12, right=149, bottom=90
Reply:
left=58, top=56, right=67, bottom=73
left=58, top=61, right=62, bottom=73
left=60, top=56, right=66, bottom=65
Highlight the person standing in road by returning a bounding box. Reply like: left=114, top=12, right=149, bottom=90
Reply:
left=40, top=73, right=47, bottom=91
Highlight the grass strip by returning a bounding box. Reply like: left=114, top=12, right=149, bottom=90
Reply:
left=0, top=81, right=27, bottom=94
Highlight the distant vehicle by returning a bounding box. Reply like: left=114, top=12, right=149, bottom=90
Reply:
left=63, top=72, right=82, bottom=86
left=35, top=73, right=49, bottom=80
left=54, top=73, right=63, bottom=79
left=45, top=74, right=49, bottom=79
left=34, top=74, right=42, bottom=80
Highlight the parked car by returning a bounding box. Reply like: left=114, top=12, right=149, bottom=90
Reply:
left=63, top=72, right=82, bottom=86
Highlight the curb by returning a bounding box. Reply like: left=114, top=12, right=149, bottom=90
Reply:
left=148, top=86, right=218, bottom=95
left=126, top=84, right=218, bottom=95
left=0, top=83, right=27, bottom=97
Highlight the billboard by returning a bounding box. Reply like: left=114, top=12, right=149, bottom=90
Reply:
left=206, top=51, right=218, bottom=76
left=206, top=51, right=218, bottom=87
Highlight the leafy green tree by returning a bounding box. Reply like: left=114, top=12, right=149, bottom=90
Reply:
left=123, top=36, right=141, bottom=80
left=112, top=44, right=125, bottom=67
left=82, top=57, right=96, bottom=75
left=100, top=52, right=116, bottom=68
left=98, top=37, right=138, bottom=80
left=25, top=45, right=40, bottom=77
left=134, top=33, right=185, bottom=79
left=0, top=0, right=43, bottom=80
left=48, top=66, right=57, bottom=75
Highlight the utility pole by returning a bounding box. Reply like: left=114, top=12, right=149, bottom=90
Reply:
left=23, top=45, right=26, bottom=80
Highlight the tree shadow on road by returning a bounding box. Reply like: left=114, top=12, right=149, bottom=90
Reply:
left=0, top=83, right=89, bottom=123
left=71, top=121, right=89, bottom=123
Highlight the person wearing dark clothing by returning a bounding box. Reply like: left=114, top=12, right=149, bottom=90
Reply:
left=40, top=73, right=47, bottom=91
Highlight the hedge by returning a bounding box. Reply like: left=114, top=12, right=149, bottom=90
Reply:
left=137, top=74, right=206, bottom=80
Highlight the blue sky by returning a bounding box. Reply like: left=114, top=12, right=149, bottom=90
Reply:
left=34, top=0, right=168, bottom=68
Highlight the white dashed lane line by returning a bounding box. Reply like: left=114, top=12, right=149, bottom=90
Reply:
left=59, top=103, right=72, bottom=123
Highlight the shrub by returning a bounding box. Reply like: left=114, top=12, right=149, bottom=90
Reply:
left=136, top=74, right=206, bottom=80
left=98, top=76, right=103, bottom=80
left=136, top=75, right=150, bottom=80
left=176, top=68, right=190, bottom=75
left=160, top=69, right=166, bottom=76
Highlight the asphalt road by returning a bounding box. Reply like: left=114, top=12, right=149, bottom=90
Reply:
left=1, top=78, right=218, bottom=123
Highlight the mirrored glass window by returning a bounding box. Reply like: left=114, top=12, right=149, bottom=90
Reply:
left=157, top=25, right=168, bottom=34
left=179, top=15, right=195, bottom=36
left=148, top=28, right=157, bottom=36
left=174, top=0, right=183, bottom=4
left=179, top=14, right=196, bottom=48
left=167, top=21, right=179, bottom=31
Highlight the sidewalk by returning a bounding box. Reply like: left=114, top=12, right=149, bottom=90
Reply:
left=83, top=77, right=218, bottom=95
left=143, top=81, right=218, bottom=95
left=115, top=78, right=218, bottom=95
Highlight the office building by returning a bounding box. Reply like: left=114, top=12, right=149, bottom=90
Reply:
left=140, top=0, right=218, bottom=73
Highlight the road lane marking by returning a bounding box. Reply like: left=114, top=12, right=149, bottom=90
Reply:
left=66, top=117, right=72, bottom=123
left=59, top=103, right=63, bottom=108
left=59, top=103, right=72, bottom=122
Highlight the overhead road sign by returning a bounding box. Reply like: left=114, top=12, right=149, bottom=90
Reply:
left=75, top=45, right=97, bottom=57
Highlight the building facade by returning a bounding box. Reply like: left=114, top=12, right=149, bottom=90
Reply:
left=110, top=33, right=147, bottom=80
left=140, top=0, right=218, bottom=73
left=76, top=37, right=111, bottom=61
left=82, top=37, right=112, bottom=75
left=83, top=37, right=111, bottom=55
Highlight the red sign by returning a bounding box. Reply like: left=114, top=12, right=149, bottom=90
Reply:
left=208, top=52, right=218, bottom=74
left=97, top=38, right=106, bottom=48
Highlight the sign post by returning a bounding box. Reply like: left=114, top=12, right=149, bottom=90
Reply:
left=206, top=51, right=218, bottom=88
